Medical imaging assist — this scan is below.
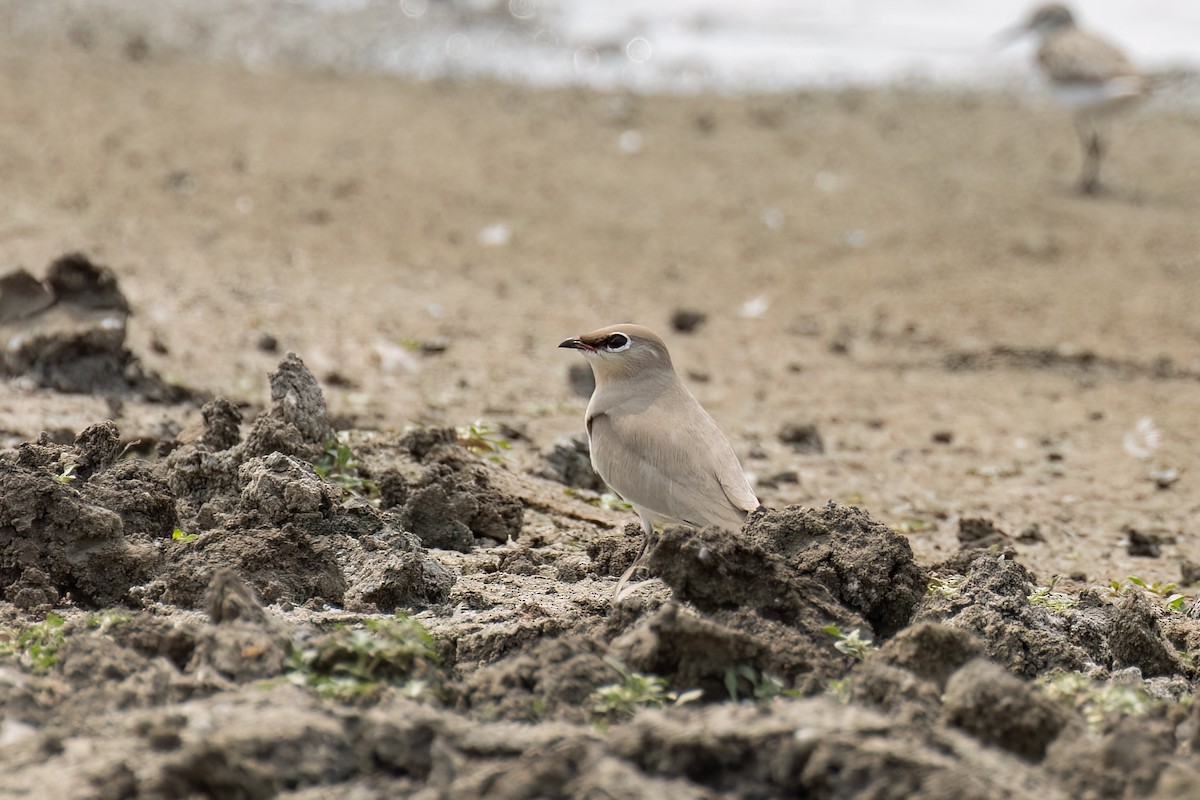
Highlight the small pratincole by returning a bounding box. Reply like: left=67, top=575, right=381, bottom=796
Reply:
left=559, top=323, right=759, bottom=596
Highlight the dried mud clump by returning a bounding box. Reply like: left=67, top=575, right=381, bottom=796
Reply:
left=610, top=597, right=861, bottom=698
left=234, top=453, right=340, bottom=527
left=876, top=621, right=986, bottom=689
left=163, top=523, right=348, bottom=608
left=189, top=570, right=290, bottom=681
left=0, top=253, right=194, bottom=400
left=0, top=427, right=161, bottom=607
left=1045, top=715, right=1183, bottom=799
left=457, top=634, right=613, bottom=723
left=536, top=431, right=606, bottom=492
left=79, top=458, right=177, bottom=542
left=600, top=502, right=923, bottom=698
left=241, top=352, right=336, bottom=462
left=1108, top=589, right=1192, bottom=678
left=745, top=502, right=929, bottom=638
left=151, top=353, right=453, bottom=609
left=606, top=697, right=1055, bottom=798
left=340, top=538, right=455, bottom=611
left=377, top=433, right=525, bottom=552
left=917, top=553, right=1108, bottom=677
left=943, top=658, right=1070, bottom=761
left=0, top=353, right=458, bottom=612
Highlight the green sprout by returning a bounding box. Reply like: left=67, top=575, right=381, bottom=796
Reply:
left=967, top=463, right=1024, bottom=479
left=893, top=517, right=933, bottom=534
left=599, top=493, right=633, bottom=512
left=55, top=463, right=78, bottom=484
left=562, top=488, right=633, bottom=512
left=1109, top=576, right=1189, bottom=612
left=1163, top=593, right=1189, bottom=613
left=0, top=612, right=67, bottom=672
left=396, top=338, right=423, bottom=352
left=927, top=574, right=966, bottom=599
left=1041, top=672, right=1156, bottom=730
left=455, top=420, right=512, bottom=460
left=313, top=439, right=379, bottom=501
left=85, top=610, right=133, bottom=631
left=286, top=614, right=439, bottom=703
left=591, top=657, right=702, bottom=723
left=826, top=677, right=853, bottom=704
left=723, top=664, right=798, bottom=703
left=1027, top=576, right=1078, bottom=612
left=171, top=527, right=199, bottom=543
left=823, top=626, right=876, bottom=661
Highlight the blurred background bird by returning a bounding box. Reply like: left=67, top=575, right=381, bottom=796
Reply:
left=1007, top=3, right=1149, bottom=194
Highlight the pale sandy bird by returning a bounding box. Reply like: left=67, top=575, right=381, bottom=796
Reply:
left=559, top=324, right=760, bottom=594
left=1012, top=4, right=1148, bottom=194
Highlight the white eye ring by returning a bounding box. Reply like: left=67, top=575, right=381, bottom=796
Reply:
left=605, top=332, right=631, bottom=352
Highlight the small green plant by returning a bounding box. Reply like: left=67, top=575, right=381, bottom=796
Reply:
left=455, top=420, right=512, bottom=460
left=396, top=337, right=423, bottom=352
left=0, top=612, right=67, bottom=672
left=967, top=463, right=1023, bottom=479
left=1027, top=576, right=1078, bottom=612
left=1041, top=672, right=1155, bottom=729
left=723, top=665, right=798, bottom=703
left=563, top=488, right=634, bottom=512
left=1164, top=593, right=1189, bottom=613
left=893, top=517, right=933, bottom=534
left=823, top=626, right=875, bottom=661
left=1108, top=576, right=1188, bottom=612
left=313, top=440, right=379, bottom=501
left=287, top=613, right=439, bottom=703
left=85, top=610, right=133, bottom=631
left=171, top=527, right=199, bottom=543
left=599, top=492, right=633, bottom=512
left=524, top=401, right=574, bottom=417
left=55, top=462, right=78, bottom=484
left=927, top=574, right=966, bottom=599
left=826, top=676, right=853, bottom=704
left=591, top=657, right=701, bottom=722
left=1127, top=575, right=1178, bottom=597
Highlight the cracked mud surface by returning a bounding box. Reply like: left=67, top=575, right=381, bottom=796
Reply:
left=1, top=35, right=1200, bottom=800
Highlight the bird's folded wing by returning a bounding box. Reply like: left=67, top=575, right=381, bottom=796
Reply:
left=589, top=409, right=756, bottom=532
left=1041, top=31, right=1139, bottom=84
left=717, top=460, right=761, bottom=516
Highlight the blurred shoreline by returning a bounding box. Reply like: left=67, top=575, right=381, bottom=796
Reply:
left=2, top=0, right=1198, bottom=104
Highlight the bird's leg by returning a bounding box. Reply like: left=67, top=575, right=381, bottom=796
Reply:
left=1075, top=118, right=1103, bottom=195
left=612, top=515, right=655, bottom=600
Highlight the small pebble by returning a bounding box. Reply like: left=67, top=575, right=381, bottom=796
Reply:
left=670, top=309, right=707, bottom=334
left=778, top=423, right=824, bottom=454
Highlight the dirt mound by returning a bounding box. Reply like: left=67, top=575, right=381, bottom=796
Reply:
left=5, top=356, right=1200, bottom=799
left=914, top=550, right=1200, bottom=686
left=0, top=423, right=161, bottom=607
left=745, top=503, right=929, bottom=638
left=0, top=253, right=195, bottom=400
left=1, top=354, right=461, bottom=612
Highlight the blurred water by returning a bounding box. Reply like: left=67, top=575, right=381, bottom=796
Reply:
left=3, top=0, right=1198, bottom=93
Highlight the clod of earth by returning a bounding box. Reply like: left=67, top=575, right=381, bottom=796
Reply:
left=0, top=253, right=196, bottom=400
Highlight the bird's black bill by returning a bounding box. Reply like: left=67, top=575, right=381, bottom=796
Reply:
left=558, top=338, right=595, bottom=351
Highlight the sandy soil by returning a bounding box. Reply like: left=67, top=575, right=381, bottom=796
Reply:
left=3, top=42, right=1199, bottom=585
left=2, top=38, right=1200, bottom=798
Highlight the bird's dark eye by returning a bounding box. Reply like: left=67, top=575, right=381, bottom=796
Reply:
left=606, top=333, right=630, bottom=351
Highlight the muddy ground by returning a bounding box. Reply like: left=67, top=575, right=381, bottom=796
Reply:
left=2, top=35, right=1200, bottom=799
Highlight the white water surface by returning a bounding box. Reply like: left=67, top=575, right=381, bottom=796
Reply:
left=4, top=0, right=1198, bottom=93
